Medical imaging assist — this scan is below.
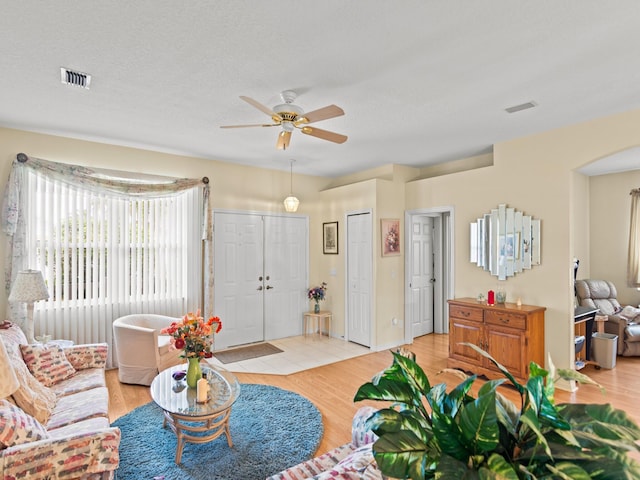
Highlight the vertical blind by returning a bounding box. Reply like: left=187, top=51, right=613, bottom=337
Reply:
left=6, top=159, right=205, bottom=368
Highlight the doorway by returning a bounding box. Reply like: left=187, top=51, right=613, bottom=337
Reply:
left=346, top=210, right=373, bottom=347
left=213, top=211, right=308, bottom=349
left=404, top=207, right=454, bottom=344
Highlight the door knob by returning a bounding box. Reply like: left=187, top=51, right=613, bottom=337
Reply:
left=257, top=286, right=263, bottom=291
left=258, top=276, right=263, bottom=281
left=266, top=276, right=270, bottom=280
left=266, top=285, right=274, bottom=290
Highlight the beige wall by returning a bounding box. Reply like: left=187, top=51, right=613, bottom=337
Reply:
left=0, top=126, right=328, bottom=313
left=3, top=105, right=640, bottom=374
left=406, top=107, right=640, bottom=381
left=589, top=169, right=640, bottom=306
left=316, top=180, right=376, bottom=339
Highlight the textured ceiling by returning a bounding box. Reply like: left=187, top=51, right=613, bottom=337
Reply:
left=0, top=1, right=639, bottom=177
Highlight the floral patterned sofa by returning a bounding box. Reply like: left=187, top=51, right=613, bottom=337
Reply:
left=0, top=322, right=120, bottom=480
left=266, top=406, right=383, bottom=480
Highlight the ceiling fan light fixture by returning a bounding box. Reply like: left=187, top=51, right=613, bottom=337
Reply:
left=283, top=159, right=299, bottom=212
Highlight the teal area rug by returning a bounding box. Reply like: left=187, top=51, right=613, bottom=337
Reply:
left=112, top=384, right=323, bottom=480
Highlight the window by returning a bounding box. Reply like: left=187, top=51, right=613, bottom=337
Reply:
left=3, top=155, right=209, bottom=367
left=26, top=171, right=201, bottom=311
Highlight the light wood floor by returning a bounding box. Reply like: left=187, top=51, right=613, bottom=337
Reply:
left=107, top=334, right=640, bottom=456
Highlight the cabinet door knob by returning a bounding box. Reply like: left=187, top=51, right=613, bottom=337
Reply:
left=257, top=286, right=263, bottom=291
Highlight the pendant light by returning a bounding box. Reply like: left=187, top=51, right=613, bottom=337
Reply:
left=283, top=159, right=300, bottom=212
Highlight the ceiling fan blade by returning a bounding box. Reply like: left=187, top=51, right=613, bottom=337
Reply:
left=276, top=131, right=292, bottom=150
left=298, top=105, right=345, bottom=124
left=239, top=96, right=279, bottom=118
left=220, top=123, right=279, bottom=129
left=300, top=126, right=348, bottom=144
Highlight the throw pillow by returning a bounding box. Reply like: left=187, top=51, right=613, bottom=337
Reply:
left=4, top=342, right=56, bottom=424
left=20, top=344, right=77, bottom=387
left=0, top=399, right=49, bottom=449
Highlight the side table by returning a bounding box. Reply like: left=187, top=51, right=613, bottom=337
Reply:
left=594, top=314, right=608, bottom=334
left=303, top=311, right=332, bottom=337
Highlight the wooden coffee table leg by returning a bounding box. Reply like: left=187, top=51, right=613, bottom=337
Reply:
left=175, top=429, right=185, bottom=464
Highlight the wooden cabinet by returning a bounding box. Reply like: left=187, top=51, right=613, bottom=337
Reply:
left=447, top=298, right=545, bottom=383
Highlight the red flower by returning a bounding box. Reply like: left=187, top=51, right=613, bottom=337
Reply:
left=162, top=310, right=222, bottom=359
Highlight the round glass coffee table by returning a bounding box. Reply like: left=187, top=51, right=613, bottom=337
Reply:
left=150, top=363, right=241, bottom=463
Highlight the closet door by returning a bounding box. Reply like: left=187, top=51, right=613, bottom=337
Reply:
left=347, top=211, right=372, bottom=347
left=213, top=212, right=265, bottom=349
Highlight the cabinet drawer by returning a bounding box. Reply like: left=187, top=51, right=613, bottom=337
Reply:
left=485, top=310, right=526, bottom=329
left=449, top=304, right=483, bottom=322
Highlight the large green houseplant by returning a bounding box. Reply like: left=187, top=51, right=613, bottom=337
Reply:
left=354, top=344, right=640, bottom=479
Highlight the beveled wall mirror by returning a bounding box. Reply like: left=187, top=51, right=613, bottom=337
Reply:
left=470, top=204, right=540, bottom=280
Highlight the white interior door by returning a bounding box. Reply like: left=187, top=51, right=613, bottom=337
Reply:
left=404, top=208, right=454, bottom=344
left=214, top=212, right=264, bottom=349
left=347, top=212, right=372, bottom=347
left=410, top=216, right=434, bottom=337
left=214, top=211, right=307, bottom=349
left=264, top=215, right=308, bottom=340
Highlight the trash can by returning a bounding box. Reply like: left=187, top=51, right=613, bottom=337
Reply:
left=591, top=332, right=618, bottom=369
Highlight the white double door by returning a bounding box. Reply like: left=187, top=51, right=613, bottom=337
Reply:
left=213, top=212, right=308, bottom=350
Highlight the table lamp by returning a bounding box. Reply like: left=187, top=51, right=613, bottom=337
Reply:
left=8, top=269, right=49, bottom=344
left=0, top=337, right=19, bottom=398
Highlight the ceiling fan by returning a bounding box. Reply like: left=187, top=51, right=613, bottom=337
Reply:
left=221, top=90, right=347, bottom=150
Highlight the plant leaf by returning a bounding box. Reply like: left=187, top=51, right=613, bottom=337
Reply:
left=367, top=407, right=433, bottom=443
left=545, top=461, right=591, bottom=480
left=372, top=431, right=431, bottom=480
left=445, top=375, right=478, bottom=417
left=354, top=376, right=418, bottom=405
left=518, top=407, right=552, bottom=458
left=483, top=453, right=519, bottom=479
left=460, top=342, right=525, bottom=394
left=436, top=454, right=479, bottom=479
left=431, top=407, right=470, bottom=462
left=459, top=389, right=500, bottom=454
left=559, top=403, right=640, bottom=444
left=392, top=351, right=432, bottom=393
left=556, top=367, right=606, bottom=394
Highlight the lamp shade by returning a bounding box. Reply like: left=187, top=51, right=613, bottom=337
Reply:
left=283, top=195, right=300, bottom=213
left=0, top=337, right=19, bottom=398
left=8, top=270, right=49, bottom=303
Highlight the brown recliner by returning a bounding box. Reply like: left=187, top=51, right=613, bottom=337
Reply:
left=575, top=279, right=640, bottom=356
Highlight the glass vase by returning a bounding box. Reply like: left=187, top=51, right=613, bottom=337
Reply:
left=186, top=357, right=202, bottom=389
left=314, top=302, right=320, bottom=313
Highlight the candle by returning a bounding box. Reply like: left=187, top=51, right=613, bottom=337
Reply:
left=196, top=373, right=209, bottom=403
left=487, top=290, right=495, bottom=305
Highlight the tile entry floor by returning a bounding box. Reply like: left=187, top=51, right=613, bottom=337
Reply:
left=206, top=334, right=371, bottom=375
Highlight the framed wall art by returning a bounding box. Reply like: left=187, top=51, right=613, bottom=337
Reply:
left=381, top=218, right=400, bottom=256
left=323, top=221, right=339, bottom=254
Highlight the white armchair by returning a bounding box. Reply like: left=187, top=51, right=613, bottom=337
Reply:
left=112, top=314, right=184, bottom=385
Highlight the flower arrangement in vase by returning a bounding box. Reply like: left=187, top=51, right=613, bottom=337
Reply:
left=307, top=282, right=327, bottom=313
left=161, top=310, right=222, bottom=387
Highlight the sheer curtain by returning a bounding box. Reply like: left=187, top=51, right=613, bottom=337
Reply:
left=629, top=188, right=640, bottom=288
left=2, top=154, right=212, bottom=367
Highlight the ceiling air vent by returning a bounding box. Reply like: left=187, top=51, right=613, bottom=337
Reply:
left=505, top=101, right=537, bottom=114
left=60, top=67, right=91, bottom=89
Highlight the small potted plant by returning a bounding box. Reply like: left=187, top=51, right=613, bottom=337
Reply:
left=355, top=344, right=640, bottom=479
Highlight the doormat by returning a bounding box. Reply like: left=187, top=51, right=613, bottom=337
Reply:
left=213, top=343, right=283, bottom=364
